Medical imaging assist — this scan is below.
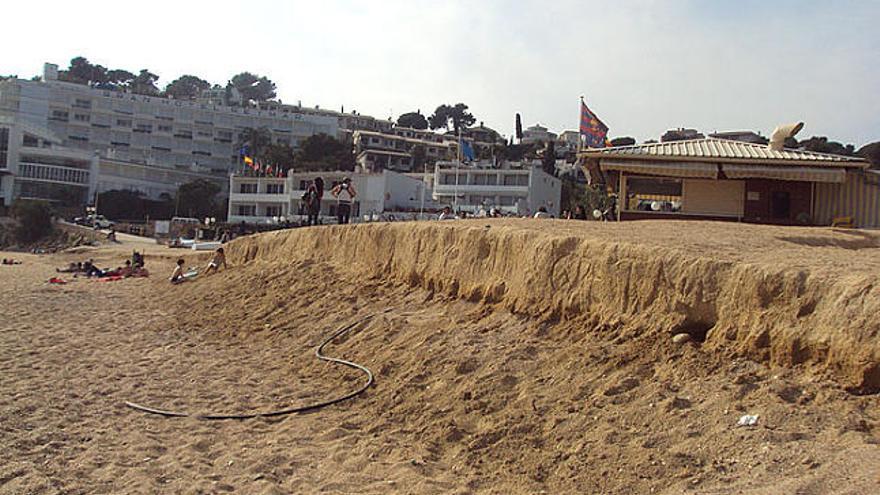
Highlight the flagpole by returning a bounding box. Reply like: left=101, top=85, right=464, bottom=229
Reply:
left=454, top=126, right=461, bottom=213
left=578, top=95, right=585, bottom=153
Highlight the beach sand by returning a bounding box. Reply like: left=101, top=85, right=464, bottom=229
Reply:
left=2, top=220, right=879, bottom=494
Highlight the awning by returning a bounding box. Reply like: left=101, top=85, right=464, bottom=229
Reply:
left=722, top=164, right=846, bottom=183
left=600, top=160, right=718, bottom=179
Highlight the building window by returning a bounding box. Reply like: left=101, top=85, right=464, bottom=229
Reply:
left=156, top=115, right=174, bottom=121
left=237, top=204, right=256, bottom=216
left=110, top=141, right=130, bottom=148
left=116, top=119, right=132, bottom=127
left=192, top=150, right=212, bottom=156
left=503, top=174, right=528, bottom=186
left=239, top=183, right=257, bottom=194
left=50, top=110, right=69, bottom=122
left=22, top=134, right=39, bottom=148
left=623, top=176, right=683, bottom=213
left=174, top=130, right=193, bottom=139
left=74, top=113, right=90, bottom=122
left=73, top=98, right=91, bottom=109
left=69, top=136, right=89, bottom=142
left=157, top=125, right=172, bottom=133
left=265, top=205, right=282, bottom=217
left=0, top=127, right=8, bottom=168
left=266, top=183, right=284, bottom=194
left=134, top=123, right=153, bottom=133
left=441, top=173, right=458, bottom=185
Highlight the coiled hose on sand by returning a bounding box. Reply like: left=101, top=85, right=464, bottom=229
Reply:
left=124, top=315, right=375, bottom=420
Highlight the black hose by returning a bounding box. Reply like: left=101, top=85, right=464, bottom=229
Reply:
left=124, top=315, right=376, bottom=420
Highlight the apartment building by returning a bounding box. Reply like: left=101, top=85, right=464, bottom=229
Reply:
left=0, top=64, right=341, bottom=174
left=432, top=161, right=562, bottom=216
left=521, top=124, right=557, bottom=145
left=353, top=129, right=458, bottom=173
left=228, top=169, right=435, bottom=224
left=0, top=114, right=97, bottom=208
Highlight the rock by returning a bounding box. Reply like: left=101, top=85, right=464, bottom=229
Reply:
left=672, top=333, right=693, bottom=345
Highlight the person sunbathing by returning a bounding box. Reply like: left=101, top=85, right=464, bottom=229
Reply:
left=203, top=248, right=227, bottom=275
left=170, top=259, right=186, bottom=284
left=56, top=262, right=79, bottom=273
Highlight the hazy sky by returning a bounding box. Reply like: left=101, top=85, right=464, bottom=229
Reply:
left=4, top=0, right=879, bottom=146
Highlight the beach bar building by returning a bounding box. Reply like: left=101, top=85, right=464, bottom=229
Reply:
left=580, top=136, right=878, bottom=227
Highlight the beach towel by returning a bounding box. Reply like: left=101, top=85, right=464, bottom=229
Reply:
left=48, top=277, right=67, bottom=284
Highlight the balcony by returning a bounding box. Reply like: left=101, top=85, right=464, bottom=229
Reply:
left=18, top=162, right=90, bottom=186
left=229, top=191, right=289, bottom=203
left=433, top=183, right=528, bottom=194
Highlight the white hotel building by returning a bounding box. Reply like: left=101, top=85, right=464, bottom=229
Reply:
left=432, top=161, right=562, bottom=216
left=0, top=63, right=365, bottom=208
left=228, top=169, right=437, bottom=224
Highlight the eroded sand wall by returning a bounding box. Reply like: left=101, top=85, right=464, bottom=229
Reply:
left=226, top=223, right=880, bottom=389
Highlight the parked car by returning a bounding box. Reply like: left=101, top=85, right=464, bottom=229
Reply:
left=73, top=214, right=114, bottom=229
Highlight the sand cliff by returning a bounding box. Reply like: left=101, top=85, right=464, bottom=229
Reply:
left=228, top=220, right=880, bottom=390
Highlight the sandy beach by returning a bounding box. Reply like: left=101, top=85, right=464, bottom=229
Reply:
left=2, top=220, right=880, bottom=494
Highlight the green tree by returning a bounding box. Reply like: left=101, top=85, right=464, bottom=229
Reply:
left=263, top=143, right=297, bottom=173
left=11, top=201, right=53, bottom=243
left=237, top=127, right=273, bottom=159
left=97, top=190, right=146, bottom=221
left=61, top=57, right=103, bottom=84
left=230, top=72, right=277, bottom=105
left=131, top=69, right=160, bottom=96
left=515, top=113, right=523, bottom=142
left=796, top=136, right=855, bottom=156
left=542, top=141, right=556, bottom=176
left=610, top=137, right=636, bottom=147
left=429, top=103, right=476, bottom=134
left=412, top=144, right=427, bottom=171
left=175, top=180, right=221, bottom=219
left=164, top=75, right=210, bottom=100
left=857, top=142, right=880, bottom=169
left=296, top=133, right=355, bottom=171
left=397, top=111, right=428, bottom=130
left=107, top=69, right=135, bottom=87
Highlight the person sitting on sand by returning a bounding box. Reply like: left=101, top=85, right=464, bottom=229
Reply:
left=438, top=206, right=455, bottom=221
left=203, top=247, right=227, bottom=275
left=132, top=251, right=144, bottom=269
left=533, top=206, right=550, bottom=219
left=170, top=259, right=186, bottom=284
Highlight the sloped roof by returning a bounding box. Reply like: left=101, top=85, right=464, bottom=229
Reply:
left=580, top=138, right=866, bottom=168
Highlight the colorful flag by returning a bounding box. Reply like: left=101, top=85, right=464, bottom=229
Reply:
left=243, top=156, right=254, bottom=168
left=580, top=100, right=609, bottom=148
left=266, top=163, right=274, bottom=176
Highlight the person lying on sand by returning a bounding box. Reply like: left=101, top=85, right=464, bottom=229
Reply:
left=56, top=262, right=83, bottom=273
left=170, top=259, right=186, bottom=284
left=2, top=258, right=23, bottom=265
left=203, top=248, right=227, bottom=275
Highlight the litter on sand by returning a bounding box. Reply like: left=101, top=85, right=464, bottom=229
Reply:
left=737, top=414, right=759, bottom=427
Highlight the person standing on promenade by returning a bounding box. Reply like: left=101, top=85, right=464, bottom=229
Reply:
left=331, top=177, right=357, bottom=224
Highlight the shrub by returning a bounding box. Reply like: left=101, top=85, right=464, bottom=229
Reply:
left=11, top=200, right=53, bottom=243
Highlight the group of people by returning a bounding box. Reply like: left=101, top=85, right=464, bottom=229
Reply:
left=301, top=177, right=358, bottom=226
left=57, top=251, right=148, bottom=279
left=169, top=247, right=226, bottom=284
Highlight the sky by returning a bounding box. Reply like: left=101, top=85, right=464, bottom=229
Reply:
left=4, top=0, right=879, bottom=146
